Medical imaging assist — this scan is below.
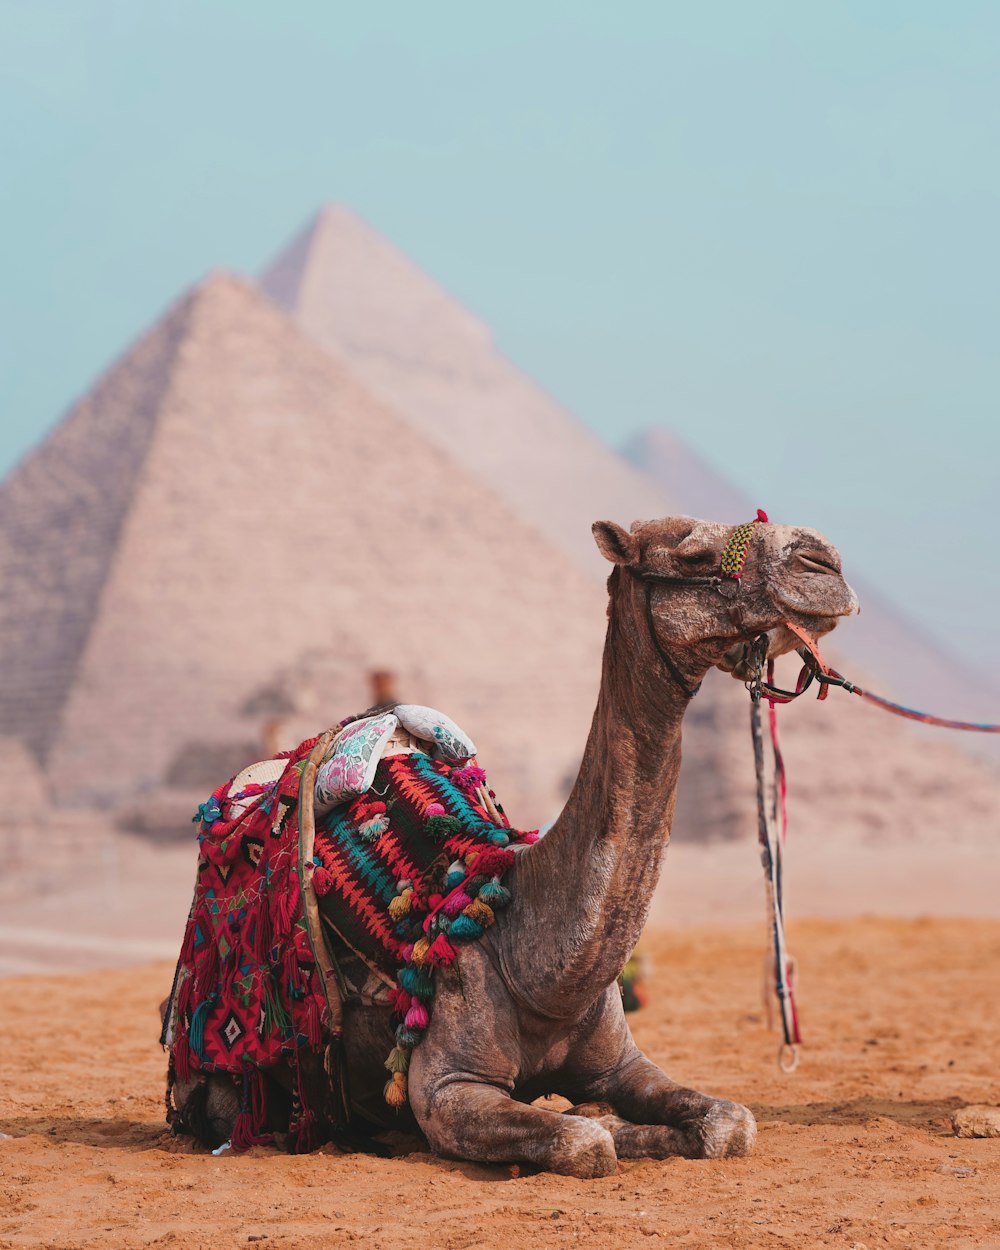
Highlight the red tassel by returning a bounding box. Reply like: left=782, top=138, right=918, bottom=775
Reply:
left=274, top=887, right=294, bottom=938
left=756, top=508, right=769, bottom=522
left=195, top=934, right=219, bottom=998
left=312, top=865, right=332, bottom=896
left=253, top=904, right=272, bottom=963
left=173, top=1028, right=191, bottom=1082
left=388, top=985, right=410, bottom=1015
left=179, top=918, right=196, bottom=966
left=176, top=973, right=193, bottom=1022
left=426, top=934, right=457, bottom=967
left=469, top=847, right=514, bottom=877
left=231, top=1068, right=273, bottom=1152
left=305, top=997, right=323, bottom=1048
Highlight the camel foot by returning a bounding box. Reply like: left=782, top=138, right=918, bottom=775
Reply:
left=419, top=1080, right=618, bottom=1178
left=567, top=1098, right=756, bottom=1161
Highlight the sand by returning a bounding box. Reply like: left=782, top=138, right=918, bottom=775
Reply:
left=2, top=919, right=999, bottom=1250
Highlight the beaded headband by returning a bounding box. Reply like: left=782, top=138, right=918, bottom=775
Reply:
left=720, top=509, right=769, bottom=581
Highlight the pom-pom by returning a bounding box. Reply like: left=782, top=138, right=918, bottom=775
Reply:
left=404, top=1001, right=429, bottom=1030
left=425, top=933, right=457, bottom=967
left=410, top=937, right=431, bottom=966
left=384, top=1045, right=410, bottom=1074
left=518, top=830, right=541, bottom=845
left=388, top=889, right=413, bottom=921
left=450, top=764, right=487, bottom=793
left=359, top=813, right=390, bottom=842
left=756, top=508, right=769, bottom=523
left=443, top=890, right=473, bottom=919
left=312, top=865, right=332, bottom=896
left=396, top=878, right=412, bottom=892
left=468, top=846, right=515, bottom=877
left=425, top=802, right=445, bottom=817
left=384, top=1071, right=408, bottom=1108
left=478, top=877, right=511, bottom=909
left=487, top=829, right=510, bottom=847
left=463, top=899, right=495, bottom=928
left=426, top=814, right=462, bottom=842
left=398, top=967, right=435, bottom=999
left=449, top=914, right=485, bottom=942
left=395, top=1024, right=421, bottom=1048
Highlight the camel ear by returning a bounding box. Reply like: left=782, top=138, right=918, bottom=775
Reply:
left=592, top=521, right=639, bottom=566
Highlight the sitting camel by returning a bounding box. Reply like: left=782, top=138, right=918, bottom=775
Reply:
left=170, top=513, right=857, bottom=1177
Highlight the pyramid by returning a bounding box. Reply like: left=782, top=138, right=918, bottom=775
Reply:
left=259, top=206, right=1000, bottom=846
left=260, top=205, right=675, bottom=576
left=0, top=274, right=606, bottom=819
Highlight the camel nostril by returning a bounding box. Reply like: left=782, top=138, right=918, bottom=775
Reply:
left=797, top=552, right=842, bottom=575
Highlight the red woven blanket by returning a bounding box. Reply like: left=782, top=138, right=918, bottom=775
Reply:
left=163, top=731, right=535, bottom=1151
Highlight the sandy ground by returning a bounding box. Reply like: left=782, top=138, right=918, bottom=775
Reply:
left=2, top=919, right=999, bottom=1250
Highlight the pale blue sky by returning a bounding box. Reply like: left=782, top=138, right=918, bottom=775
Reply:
left=2, top=2, right=998, bottom=671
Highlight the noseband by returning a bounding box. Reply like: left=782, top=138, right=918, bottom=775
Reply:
left=626, top=510, right=769, bottom=699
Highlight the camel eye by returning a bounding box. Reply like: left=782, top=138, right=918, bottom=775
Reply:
left=679, top=549, right=715, bottom=567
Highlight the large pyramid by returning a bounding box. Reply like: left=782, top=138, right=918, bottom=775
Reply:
left=0, top=275, right=606, bottom=819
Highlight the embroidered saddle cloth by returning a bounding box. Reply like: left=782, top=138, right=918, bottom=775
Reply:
left=163, top=707, right=537, bottom=1151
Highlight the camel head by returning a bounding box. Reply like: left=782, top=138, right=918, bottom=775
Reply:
left=593, top=514, right=858, bottom=687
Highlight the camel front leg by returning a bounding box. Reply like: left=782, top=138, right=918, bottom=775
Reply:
left=583, top=1049, right=757, bottom=1159
left=418, top=1079, right=618, bottom=1178
left=564, top=990, right=756, bottom=1160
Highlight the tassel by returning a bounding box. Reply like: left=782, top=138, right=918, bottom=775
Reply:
left=384, top=1046, right=411, bottom=1075
left=253, top=904, right=272, bottom=963
left=274, top=887, right=294, bottom=939
left=388, top=984, right=411, bottom=1015
left=395, top=1024, right=421, bottom=1047
left=176, top=972, right=193, bottom=1022
left=410, top=937, right=431, bottom=967
left=179, top=917, right=197, bottom=965
left=425, top=815, right=462, bottom=841
left=312, top=865, right=332, bottom=896
left=468, top=846, right=515, bottom=877
left=388, top=889, right=413, bottom=921
left=478, top=877, right=511, bottom=909
left=463, top=899, right=495, bottom=928
left=398, top=967, right=434, bottom=999
left=404, top=1000, right=429, bottom=1030
left=425, top=933, right=457, bottom=967
left=449, top=914, right=485, bottom=942
left=384, top=1071, right=408, bottom=1109
left=443, top=890, right=473, bottom=919
left=305, top=996, right=323, bottom=1048
left=173, top=1028, right=191, bottom=1082
left=188, top=995, right=215, bottom=1060
left=195, top=936, right=219, bottom=999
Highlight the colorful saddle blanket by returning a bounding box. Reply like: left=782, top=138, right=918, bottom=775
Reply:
left=163, top=716, right=537, bottom=1152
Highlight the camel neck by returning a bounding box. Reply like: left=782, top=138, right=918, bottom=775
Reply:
left=501, top=576, right=700, bottom=1017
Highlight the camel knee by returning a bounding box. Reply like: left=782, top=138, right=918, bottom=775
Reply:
left=697, top=1100, right=757, bottom=1159
left=549, top=1115, right=618, bottom=1178
left=171, top=1074, right=240, bottom=1149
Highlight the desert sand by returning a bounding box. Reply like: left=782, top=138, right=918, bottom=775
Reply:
left=2, top=919, right=999, bottom=1250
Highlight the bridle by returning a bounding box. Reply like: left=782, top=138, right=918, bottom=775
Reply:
left=626, top=509, right=770, bottom=699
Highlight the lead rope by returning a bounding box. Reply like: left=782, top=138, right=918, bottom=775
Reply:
left=750, top=667, right=801, bottom=1071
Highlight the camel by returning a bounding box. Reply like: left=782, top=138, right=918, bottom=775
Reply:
left=171, top=514, right=857, bottom=1176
